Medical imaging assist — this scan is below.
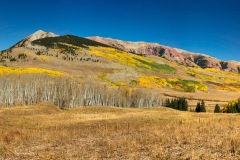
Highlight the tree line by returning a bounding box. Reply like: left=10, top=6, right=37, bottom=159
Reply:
left=164, top=97, right=188, bottom=111
left=0, top=74, right=162, bottom=108
left=164, top=98, right=222, bottom=113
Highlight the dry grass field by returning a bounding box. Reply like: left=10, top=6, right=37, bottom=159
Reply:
left=1, top=102, right=240, bottom=159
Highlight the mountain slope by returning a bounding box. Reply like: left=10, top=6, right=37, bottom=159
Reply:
left=0, top=30, right=240, bottom=104
left=87, top=36, right=185, bottom=62
left=31, top=35, right=112, bottom=49
left=88, top=36, right=240, bottom=73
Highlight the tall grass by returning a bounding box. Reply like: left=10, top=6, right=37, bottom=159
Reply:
left=1, top=106, right=240, bottom=159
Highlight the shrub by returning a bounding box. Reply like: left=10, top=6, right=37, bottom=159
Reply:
left=10, top=58, right=17, bottom=62
left=18, top=53, right=27, bottom=59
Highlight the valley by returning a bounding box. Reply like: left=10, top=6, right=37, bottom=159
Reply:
left=0, top=104, right=240, bottom=159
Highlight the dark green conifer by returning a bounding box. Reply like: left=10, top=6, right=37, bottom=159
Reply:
left=214, top=104, right=221, bottom=113
left=195, top=102, right=201, bottom=112
left=200, top=100, right=206, bottom=112
left=236, top=101, right=240, bottom=113
left=183, top=98, right=188, bottom=111
left=173, top=99, right=178, bottom=109
left=227, top=104, right=237, bottom=113
left=165, top=98, right=170, bottom=107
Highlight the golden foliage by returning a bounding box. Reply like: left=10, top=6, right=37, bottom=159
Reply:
left=222, top=98, right=240, bottom=113
left=186, top=67, right=240, bottom=91
left=186, top=69, right=214, bottom=81
left=89, top=46, right=150, bottom=68
left=214, top=83, right=240, bottom=92
left=205, top=67, right=240, bottom=78
left=167, top=78, right=208, bottom=92
left=139, top=76, right=167, bottom=88
left=88, top=46, right=176, bottom=73
left=138, top=76, right=208, bottom=92
left=0, top=66, right=65, bottom=76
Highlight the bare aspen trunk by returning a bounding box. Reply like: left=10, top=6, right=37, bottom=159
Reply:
left=0, top=74, right=161, bottom=108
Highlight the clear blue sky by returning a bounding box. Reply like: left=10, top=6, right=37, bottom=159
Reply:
left=1, top=0, right=240, bottom=61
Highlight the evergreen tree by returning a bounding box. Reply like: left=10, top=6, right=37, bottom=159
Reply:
left=183, top=98, right=188, bottom=111
left=236, top=102, right=240, bottom=113
left=195, top=102, right=201, bottom=112
left=165, top=98, right=170, bottom=107
left=200, top=100, right=206, bottom=112
left=164, top=97, right=188, bottom=111
left=170, top=98, right=174, bottom=108
left=178, top=98, right=183, bottom=110
left=227, top=104, right=237, bottom=113
left=214, top=104, right=221, bottom=113
left=173, top=99, right=178, bottom=109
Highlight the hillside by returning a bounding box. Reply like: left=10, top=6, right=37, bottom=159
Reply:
left=0, top=30, right=240, bottom=110
left=88, top=36, right=240, bottom=73
left=31, top=35, right=112, bottom=48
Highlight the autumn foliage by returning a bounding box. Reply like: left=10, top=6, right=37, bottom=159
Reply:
left=222, top=98, right=240, bottom=113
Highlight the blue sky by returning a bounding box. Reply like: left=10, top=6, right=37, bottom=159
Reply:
left=1, top=0, right=240, bottom=61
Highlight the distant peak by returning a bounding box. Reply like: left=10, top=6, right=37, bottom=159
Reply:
left=13, top=30, right=59, bottom=48
left=31, top=30, right=48, bottom=36
left=28, top=30, right=58, bottom=41
left=31, top=30, right=59, bottom=37
left=34, top=30, right=45, bottom=34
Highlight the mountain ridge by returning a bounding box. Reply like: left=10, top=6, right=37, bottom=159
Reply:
left=1, top=30, right=240, bottom=73
left=87, top=36, right=240, bottom=73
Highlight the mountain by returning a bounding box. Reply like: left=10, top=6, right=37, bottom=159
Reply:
left=13, top=30, right=59, bottom=48
left=88, top=36, right=240, bottom=73
left=1, top=30, right=240, bottom=103
left=2, top=30, right=240, bottom=73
